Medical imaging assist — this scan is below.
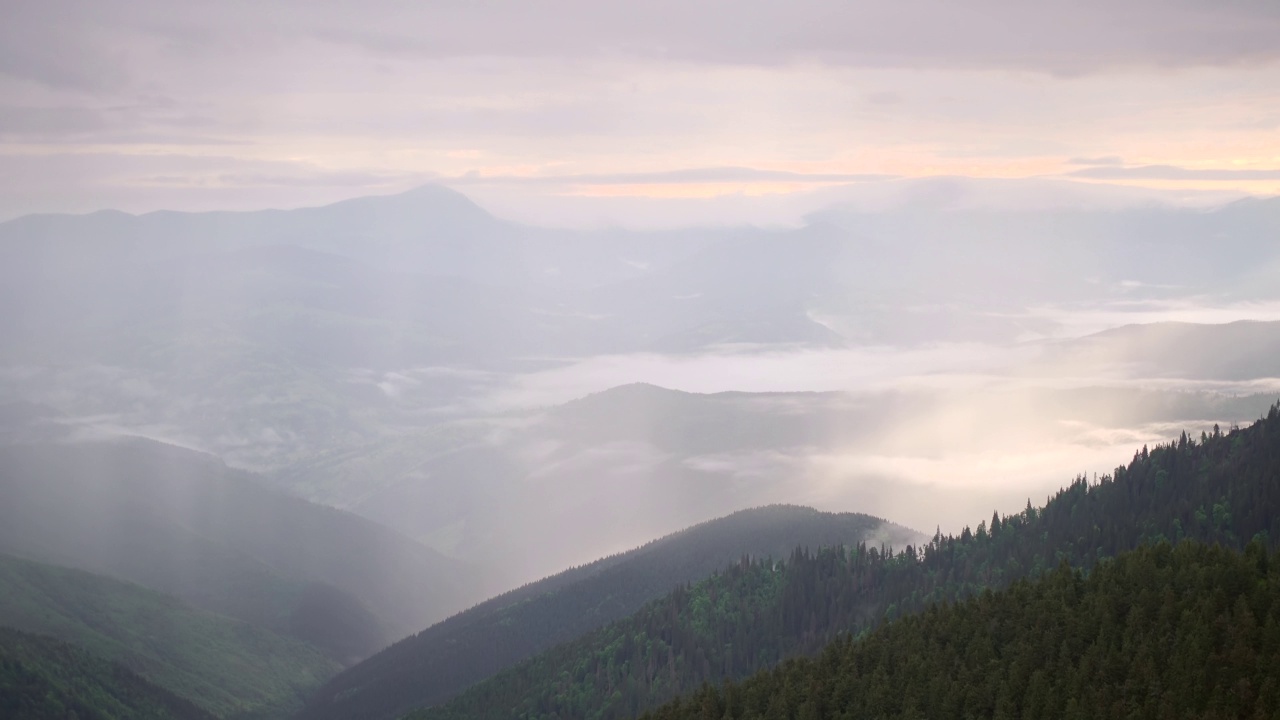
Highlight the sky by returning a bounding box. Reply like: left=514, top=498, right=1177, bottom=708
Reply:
left=2, top=0, right=1279, bottom=223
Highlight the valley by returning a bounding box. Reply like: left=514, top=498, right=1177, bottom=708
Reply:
left=2, top=184, right=1279, bottom=719
left=5, top=1, right=1280, bottom=716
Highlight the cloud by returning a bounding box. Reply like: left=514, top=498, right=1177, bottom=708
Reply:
left=1067, top=156, right=1125, bottom=166
left=0, top=152, right=431, bottom=219
left=301, top=1, right=1280, bottom=74
left=864, top=91, right=903, bottom=106
left=446, top=167, right=897, bottom=187
left=1068, top=164, right=1280, bottom=181
left=2, top=2, right=1278, bottom=221
left=212, top=171, right=432, bottom=188
left=0, top=105, right=110, bottom=135
left=4, top=1, right=1279, bottom=98
left=0, top=17, right=131, bottom=92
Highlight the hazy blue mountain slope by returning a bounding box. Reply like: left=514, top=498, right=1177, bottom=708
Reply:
left=0, top=439, right=474, bottom=656
left=298, top=505, right=920, bottom=720
left=0, top=186, right=503, bottom=275
left=6, top=191, right=1278, bottom=377
left=1047, top=319, right=1280, bottom=381
left=0, top=553, right=338, bottom=718
left=807, top=200, right=1280, bottom=299
left=0, top=189, right=723, bottom=470
left=2, top=187, right=1278, bottom=480
left=0, top=185, right=718, bottom=293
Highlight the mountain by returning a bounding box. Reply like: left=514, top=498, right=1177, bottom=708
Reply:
left=4, top=186, right=1280, bottom=602
left=283, top=382, right=900, bottom=581
left=298, top=505, right=920, bottom=720
left=409, top=405, right=1280, bottom=720
left=0, top=185, right=502, bottom=275
left=640, top=542, right=1280, bottom=720
left=5, top=188, right=1279, bottom=473
left=806, top=197, right=1280, bottom=301
left=0, top=186, right=725, bottom=471
left=0, top=553, right=338, bottom=718
left=0, top=184, right=746, bottom=293
left=0, top=627, right=216, bottom=720
left=0, top=439, right=474, bottom=658
left=1045, top=319, right=1280, bottom=381
left=282, top=381, right=1279, bottom=586
left=592, top=197, right=1280, bottom=346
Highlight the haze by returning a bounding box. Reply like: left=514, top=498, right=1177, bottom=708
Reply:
left=3, top=0, right=1280, bottom=603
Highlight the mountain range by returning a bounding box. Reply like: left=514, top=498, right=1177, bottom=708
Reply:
left=3, top=184, right=1280, bottom=719
left=4, top=187, right=1279, bottom=578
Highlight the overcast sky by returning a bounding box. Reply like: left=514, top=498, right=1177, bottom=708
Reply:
left=2, top=0, right=1278, bottom=222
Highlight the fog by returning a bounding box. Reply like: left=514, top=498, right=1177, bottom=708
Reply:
left=2, top=180, right=1278, bottom=591
left=2, top=0, right=1279, bottom=599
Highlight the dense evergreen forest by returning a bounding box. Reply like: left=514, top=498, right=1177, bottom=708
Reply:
left=301, top=506, right=915, bottom=720
left=414, top=406, right=1280, bottom=720
left=0, top=627, right=215, bottom=720
left=642, top=542, right=1280, bottom=720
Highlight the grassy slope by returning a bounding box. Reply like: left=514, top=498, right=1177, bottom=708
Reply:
left=0, top=553, right=339, bottom=719
left=0, top=440, right=471, bottom=657
left=0, top=626, right=216, bottom=720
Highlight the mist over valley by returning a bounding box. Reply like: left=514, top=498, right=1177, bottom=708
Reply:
left=4, top=2, right=1280, bottom=716
left=3, top=185, right=1278, bottom=589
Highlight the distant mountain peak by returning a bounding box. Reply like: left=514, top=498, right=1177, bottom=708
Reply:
left=557, top=382, right=690, bottom=410
left=320, top=183, right=498, bottom=222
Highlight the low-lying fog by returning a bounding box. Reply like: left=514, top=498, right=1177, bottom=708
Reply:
left=2, top=180, right=1278, bottom=590
left=270, top=319, right=1279, bottom=585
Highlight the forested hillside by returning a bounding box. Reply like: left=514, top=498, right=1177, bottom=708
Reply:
left=0, top=553, right=338, bottom=718
left=299, top=506, right=917, bottom=720
left=0, top=627, right=215, bottom=720
left=0, top=439, right=471, bottom=659
left=414, top=405, right=1280, bottom=720
left=642, top=542, right=1280, bottom=720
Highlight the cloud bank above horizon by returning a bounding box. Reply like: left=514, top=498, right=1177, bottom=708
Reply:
left=1, top=0, right=1278, bottom=222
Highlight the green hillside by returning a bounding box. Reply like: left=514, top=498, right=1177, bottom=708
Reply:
left=0, top=440, right=472, bottom=659
left=0, top=553, right=339, bottom=718
left=414, top=405, right=1280, bottom=720
left=0, top=626, right=215, bottom=720
left=642, top=541, right=1280, bottom=719
left=301, top=505, right=918, bottom=720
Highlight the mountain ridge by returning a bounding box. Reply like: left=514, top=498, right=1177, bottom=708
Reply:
left=0, top=552, right=339, bottom=718
left=0, top=626, right=218, bottom=720
left=409, top=404, right=1280, bottom=720
left=640, top=541, right=1280, bottom=720
left=298, top=504, right=921, bottom=720
left=0, top=438, right=475, bottom=658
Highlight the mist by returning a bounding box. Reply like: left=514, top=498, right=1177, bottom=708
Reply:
left=5, top=3, right=1280, bottom=717
left=0, top=180, right=1276, bottom=592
